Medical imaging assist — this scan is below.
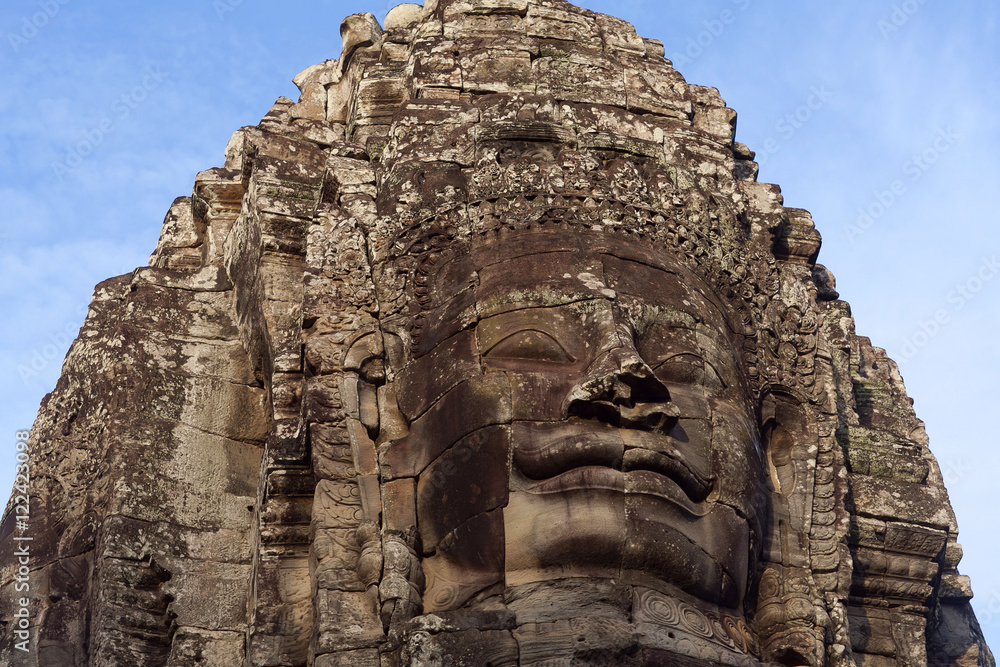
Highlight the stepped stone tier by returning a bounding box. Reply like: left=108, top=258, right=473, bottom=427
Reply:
left=1, top=1, right=993, bottom=665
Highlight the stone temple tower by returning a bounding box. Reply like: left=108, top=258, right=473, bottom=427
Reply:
left=1, top=1, right=993, bottom=665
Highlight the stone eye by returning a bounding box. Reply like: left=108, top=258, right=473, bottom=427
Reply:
left=653, top=354, right=706, bottom=386
left=484, top=330, right=575, bottom=363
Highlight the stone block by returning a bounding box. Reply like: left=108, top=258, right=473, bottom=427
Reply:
left=381, top=373, right=512, bottom=478
left=340, top=12, right=384, bottom=66
left=849, top=474, right=956, bottom=531
left=290, top=81, right=327, bottom=120
left=526, top=5, right=599, bottom=44
left=514, top=616, right=637, bottom=664
left=416, top=425, right=510, bottom=549
left=168, top=629, right=245, bottom=667
left=395, top=329, right=482, bottom=420
left=595, top=13, right=645, bottom=56
left=533, top=43, right=625, bottom=107
left=315, top=648, right=381, bottom=667
left=154, top=196, right=202, bottom=251
left=444, top=11, right=527, bottom=39
left=406, top=628, right=519, bottom=665
left=313, top=479, right=365, bottom=529
left=462, top=46, right=536, bottom=94
left=422, top=510, right=505, bottom=611
left=383, top=477, right=418, bottom=530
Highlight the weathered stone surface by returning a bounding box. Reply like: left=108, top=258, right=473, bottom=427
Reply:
left=1, top=0, right=992, bottom=665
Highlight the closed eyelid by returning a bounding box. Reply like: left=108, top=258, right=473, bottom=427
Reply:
left=651, top=353, right=726, bottom=388
left=483, top=329, right=576, bottom=363
left=651, top=352, right=704, bottom=369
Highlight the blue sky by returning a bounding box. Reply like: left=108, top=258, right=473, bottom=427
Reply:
left=2, top=0, right=998, bottom=648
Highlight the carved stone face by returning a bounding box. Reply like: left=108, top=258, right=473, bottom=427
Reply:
left=383, top=229, right=765, bottom=613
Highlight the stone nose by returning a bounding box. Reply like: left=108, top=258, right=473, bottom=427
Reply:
left=563, top=344, right=680, bottom=431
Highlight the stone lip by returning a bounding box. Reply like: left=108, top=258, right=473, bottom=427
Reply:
left=516, top=466, right=711, bottom=519
left=512, top=422, right=625, bottom=479
left=622, top=438, right=714, bottom=503
left=511, top=421, right=713, bottom=515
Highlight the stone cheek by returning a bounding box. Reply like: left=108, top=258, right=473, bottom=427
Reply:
left=1, top=0, right=992, bottom=666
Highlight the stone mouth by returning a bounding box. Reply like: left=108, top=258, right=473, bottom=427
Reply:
left=516, top=467, right=711, bottom=518
left=512, top=424, right=714, bottom=515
